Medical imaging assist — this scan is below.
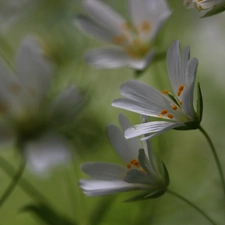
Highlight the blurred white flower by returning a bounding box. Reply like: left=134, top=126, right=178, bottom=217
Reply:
left=75, top=0, right=171, bottom=70
left=0, top=36, right=84, bottom=174
left=184, top=0, right=225, bottom=11
left=112, top=41, right=202, bottom=140
left=79, top=114, right=169, bottom=200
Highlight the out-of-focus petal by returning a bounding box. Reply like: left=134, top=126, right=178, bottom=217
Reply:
left=83, top=0, right=125, bottom=36
left=49, top=85, right=84, bottom=125
left=74, top=15, right=114, bottom=42
left=15, top=36, right=53, bottom=104
left=24, top=134, right=71, bottom=175
left=129, top=0, right=171, bottom=40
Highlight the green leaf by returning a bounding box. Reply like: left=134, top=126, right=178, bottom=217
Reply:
left=21, top=203, right=77, bottom=225
left=196, top=82, right=203, bottom=122
left=201, top=3, right=225, bottom=18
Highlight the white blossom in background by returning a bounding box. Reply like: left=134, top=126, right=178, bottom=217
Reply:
left=0, top=36, right=84, bottom=174
left=112, top=41, right=202, bottom=140
left=75, top=0, right=171, bottom=70
left=184, top=0, right=225, bottom=12
left=79, top=114, right=169, bottom=200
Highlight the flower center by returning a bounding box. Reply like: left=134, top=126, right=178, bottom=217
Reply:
left=126, top=159, right=145, bottom=172
left=112, top=21, right=152, bottom=58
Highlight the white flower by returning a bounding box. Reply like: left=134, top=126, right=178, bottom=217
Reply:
left=0, top=36, right=84, bottom=174
left=184, top=0, right=225, bottom=11
left=79, top=114, right=169, bottom=200
left=75, top=0, right=171, bottom=70
left=112, top=41, right=202, bottom=140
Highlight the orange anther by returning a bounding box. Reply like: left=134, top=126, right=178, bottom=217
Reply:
left=160, top=109, right=168, bottom=115
left=172, top=105, right=177, bottom=110
left=178, top=85, right=184, bottom=92
left=130, top=159, right=140, bottom=167
left=126, top=164, right=131, bottom=169
left=167, top=114, right=174, bottom=119
left=161, top=90, right=169, bottom=94
left=180, top=101, right=183, bottom=105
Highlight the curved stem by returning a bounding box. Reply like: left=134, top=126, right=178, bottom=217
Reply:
left=0, top=156, right=49, bottom=204
left=166, top=189, right=217, bottom=225
left=0, top=162, right=25, bottom=208
left=199, top=126, right=225, bottom=196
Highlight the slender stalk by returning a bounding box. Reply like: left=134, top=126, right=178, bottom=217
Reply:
left=199, top=126, right=225, bottom=196
left=0, top=162, right=25, bottom=208
left=167, top=189, right=217, bottom=225
left=0, top=156, right=49, bottom=204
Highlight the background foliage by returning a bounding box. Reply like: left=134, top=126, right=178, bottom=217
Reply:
left=0, top=0, right=225, bottom=224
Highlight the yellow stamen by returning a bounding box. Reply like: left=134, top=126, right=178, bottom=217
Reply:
left=140, top=21, right=151, bottom=33
left=167, top=114, right=174, bottom=119
left=122, top=22, right=130, bottom=31
left=161, top=90, right=169, bottom=95
left=112, top=35, right=127, bottom=45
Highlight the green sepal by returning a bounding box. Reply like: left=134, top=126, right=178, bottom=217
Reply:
left=124, top=188, right=167, bottom=202
left=201, top=3, right=225, bottom=18
left=21, top=203, right=77, bottom=225
left=174, top=120, right=199, bottom=130
left=161, top=161, right=170, bottom=186
left=196, top=82, right=203, bottom=122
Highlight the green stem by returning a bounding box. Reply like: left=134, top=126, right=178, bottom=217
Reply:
left=0, top=156, right=49, bottom=204
left=199, top=126, right=225, bottom=196
left=167, top=189, right=217, bottom=225
left=0, top=162, right=25, bottom=208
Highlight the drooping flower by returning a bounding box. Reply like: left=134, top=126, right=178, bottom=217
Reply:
left=75, top=0, right=171, bottom=70
left=184, top=0, right=225, bottom=16
left=0, top=36, right=84, bottom=174
left=112, top=41, right=202, bottom=140
left=79, top=114, right=169, bottom=200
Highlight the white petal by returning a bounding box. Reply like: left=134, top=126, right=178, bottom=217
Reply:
left=74, top=15, right=114, bottom=42
left=81, top=162, right=126, bottom=180
left=129, top=0, right=171, bottom=39
left=112, top=80, right=174, bottom=118
left=184, top=0, right=195, bottom=8
left=79, top=179, right=148, bottom=196
left=16, top=36, right=53, bottom=104
left=118, top=113, right=142, bottom=150
left=182, top=58, right=198, bottom=118
left=125, top=121, right=184, bottom=139
left=49, top=85, right=84, bottom=125
left=107, top=124, right=139, bottom=163
left=167, top=40, right=183, bottom=96
left=83, top=0, right=125, bottom=36
left=24, top=134, right=71, bottom=175
left=84, top=47, right=131, bottom=68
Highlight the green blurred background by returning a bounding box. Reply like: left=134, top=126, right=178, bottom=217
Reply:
left=0, top=0, right=225, bottom=224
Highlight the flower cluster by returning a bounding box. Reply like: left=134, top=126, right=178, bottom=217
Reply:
left=79, top=114, right=169, bottom=200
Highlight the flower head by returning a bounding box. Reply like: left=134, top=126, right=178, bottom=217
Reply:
left=79, top=114, right=169, bottom=200
left=0, top=36, right=84, bottom=174
left=112, top=41, right=202, bottom=140
left=184, top=0, right=225, bottom=13
left=75, top=0, right=171, bottom=70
